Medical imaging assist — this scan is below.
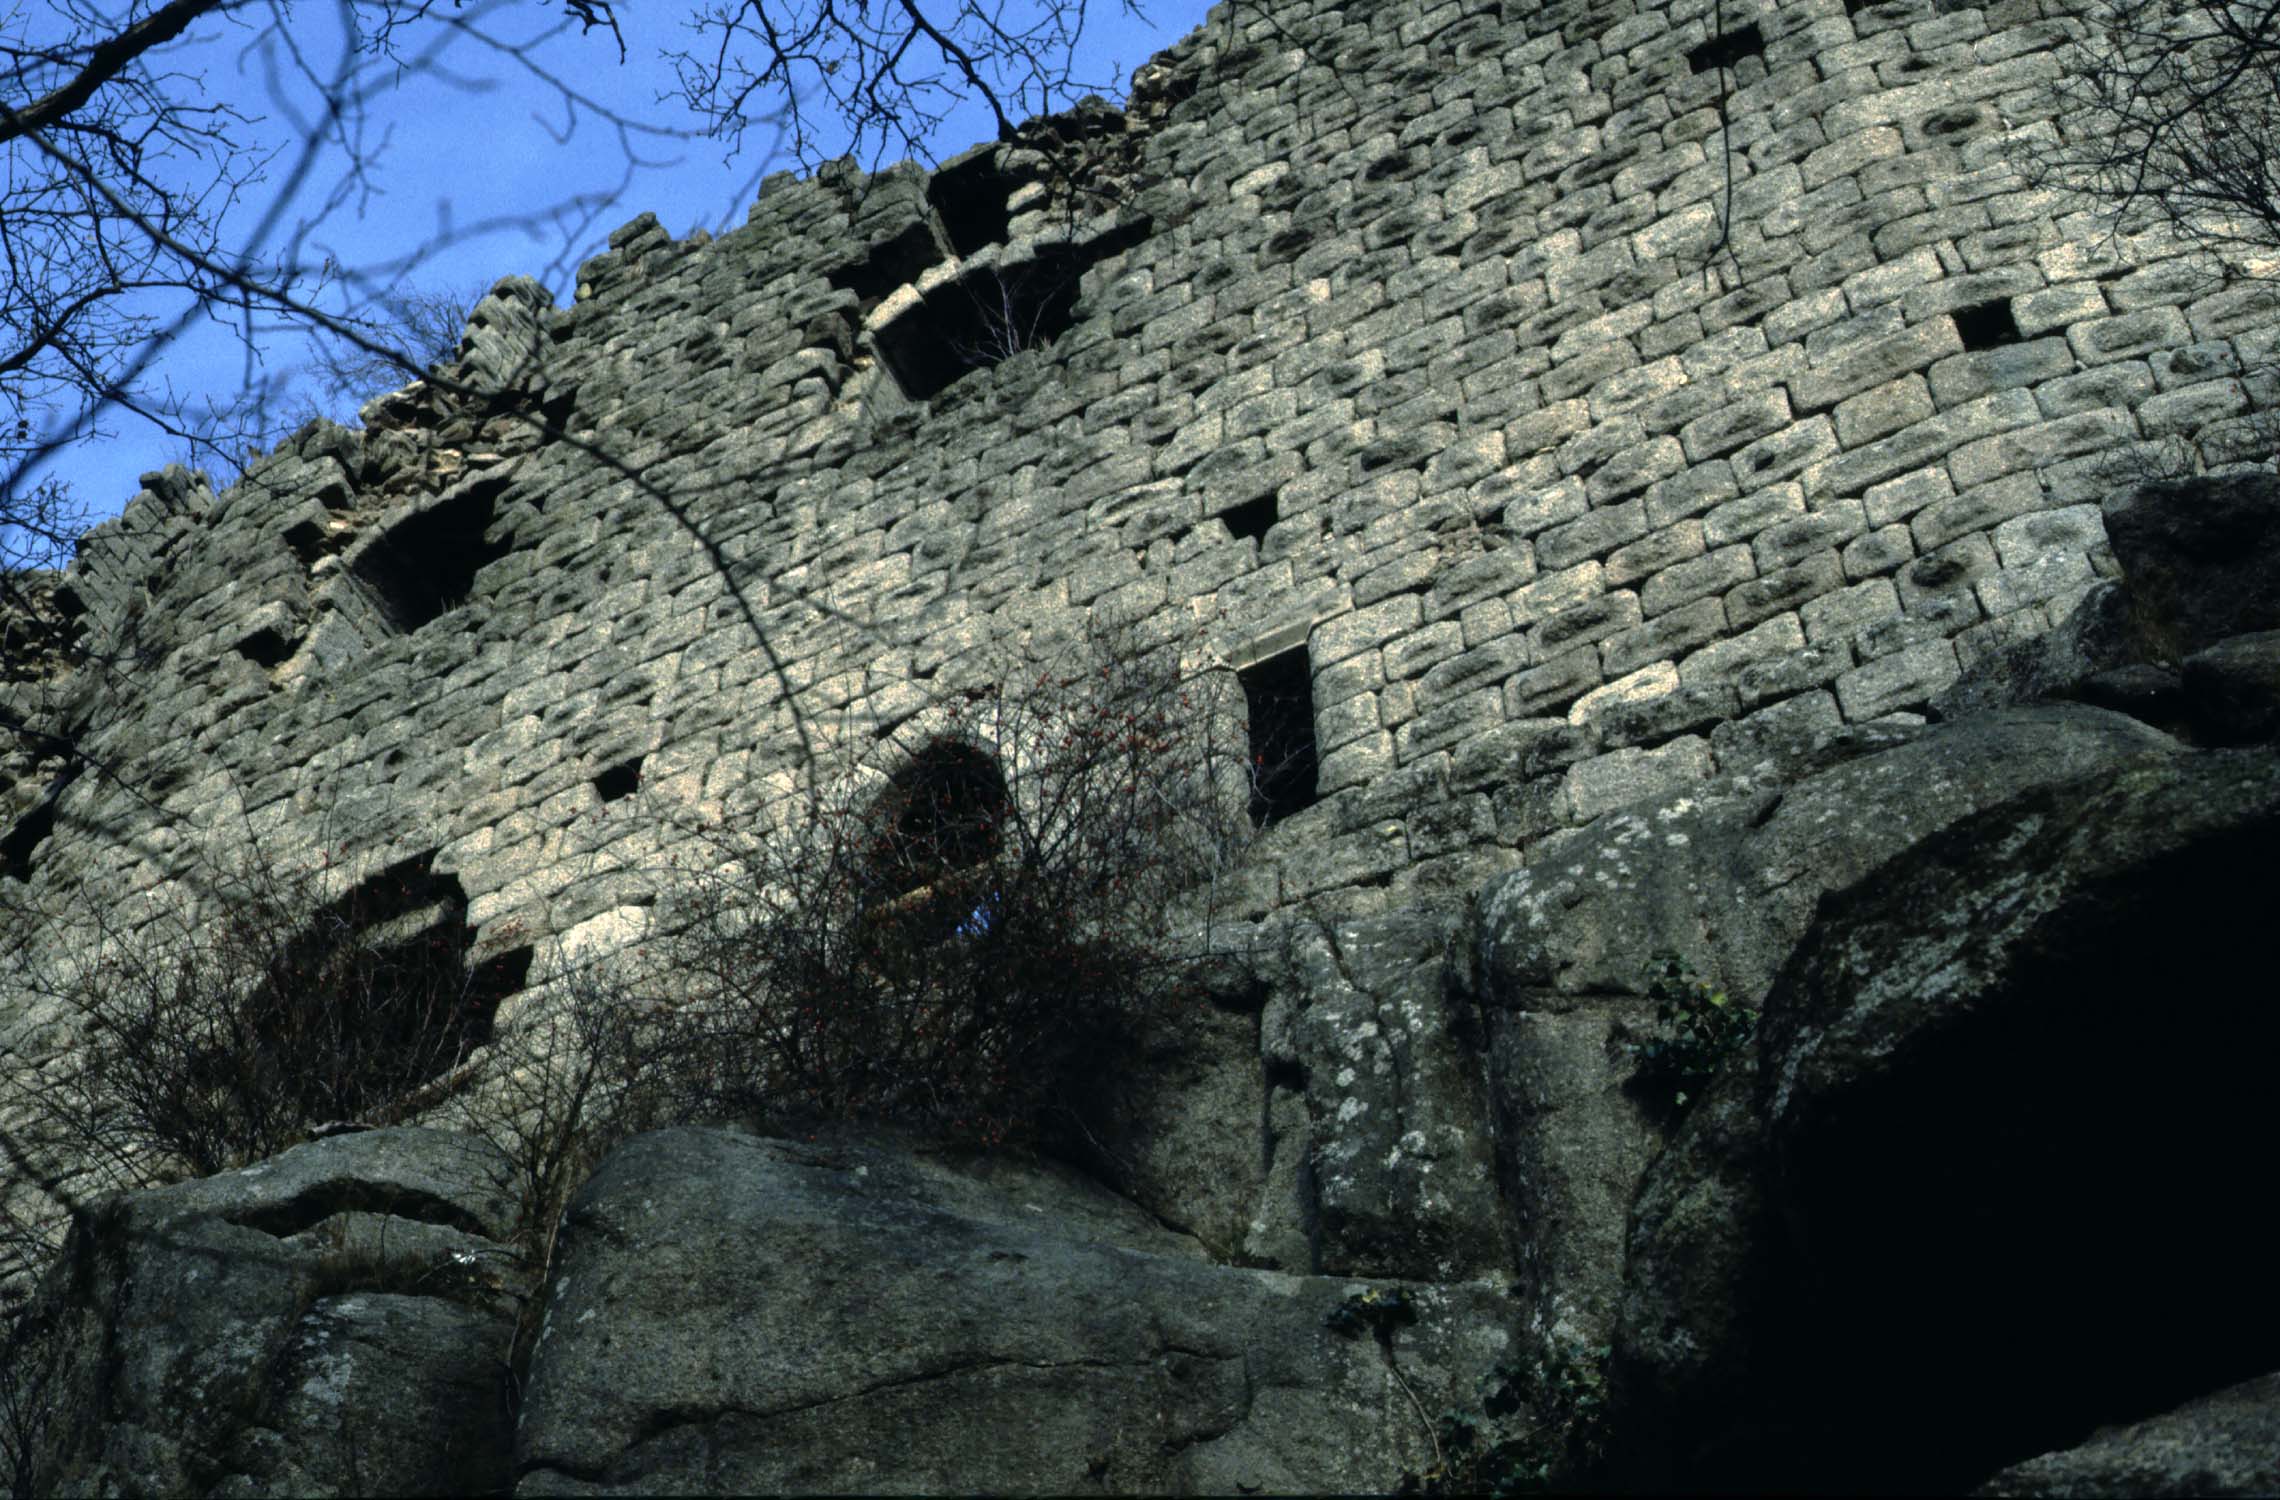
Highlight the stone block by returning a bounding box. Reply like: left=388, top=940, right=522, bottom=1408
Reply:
left=1803, top=577, right=1903, bottom=645
left=1394, top=687, right=1504, bottom=763
left=1729, top=415, right=1842, bottom=489
left=1533, top=591, right=1645, bottom=660
left=1977, top=549, right=2097, bottom=617
left=1507, top=642, right=1605, bottom=717
left=1835, top=637, right=1960, bottom=718
left=1802, top=388, right=2040, bottom=500
left=1606, top=520, right=1709, bottom=590
left=1384, top=620, right=1464, bottom=681
left=1754, top=499, right=1868, bottom=572
left=2012, top=280, right=2108, bottom=336
left=1927, top=337, right=2076, bottom=406
left=1312, top=594, right=1423, bottom=669
left=1563, top=736, right=1713, bottom=820
left=1642, top=460, right=1742, bottom=528
left=2138, top=378, right=2249, bottom=438
left=1843, top=523, right=1916, bottom=580
left=2068, top=306, right=2194, bottom=366
left=1989, top=503, right=2106, bottom=569
left=2033, top=360, right=2154, bottom=418
left=1737, top=637, right=1854, bottom=708
left=1680, top=389, right=1795, bottom=463
left=1599, top=595, right=1729, bottom=678
left=1835, top=373, right=1937, bottom=447
left=1787, top=318, right=1962, bottom=412
left=1704, top=484, right=1807, bottom=548
left=1726, top=551, right=1848, bottom=630
left=1946, top=407, right=2136, bottom=489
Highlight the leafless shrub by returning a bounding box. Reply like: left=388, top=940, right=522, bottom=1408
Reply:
left=6, top=843, right=522, bottom=1184
left=2023, top=0, right=2280, bottom=265
left=620, top=626, right=1256, bottom=1148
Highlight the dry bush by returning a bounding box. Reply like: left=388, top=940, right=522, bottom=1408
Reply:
left=619, top=628, right=1256, bottom=1147
left=7, top=843, right=522, bottom=1185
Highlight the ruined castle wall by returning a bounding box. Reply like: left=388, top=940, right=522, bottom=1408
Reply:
left=6, top=0, right=2277, bottom=1216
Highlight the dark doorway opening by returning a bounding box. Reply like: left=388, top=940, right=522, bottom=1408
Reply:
left=1239, top=646, right=1320, bottom=828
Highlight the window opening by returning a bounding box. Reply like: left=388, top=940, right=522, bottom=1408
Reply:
left=594, top=757, right=642, bottom=803
left=867, top=741, right=1009, bottom=912
left=0, top=770, right=74, bottom=882
left=236, top=622, right=294, bottom=668
left=928, top=151, right=1016, bottom=257
left=1221, top=494, right=1279, bottom=543
left=1954, top=298, right=2023, bottom=351
left=827, top=220, right=948, bottom=319
left=1239, top=646, right=1320, bottom=828
left=349, top=473, right=516, bottom=633
left=1688, top=21, right=1764, bottom=72
left=871, top=219, right=1150, bottom=401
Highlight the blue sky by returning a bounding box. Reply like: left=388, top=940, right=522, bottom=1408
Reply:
left=33, top=0, right=1212, bottom=540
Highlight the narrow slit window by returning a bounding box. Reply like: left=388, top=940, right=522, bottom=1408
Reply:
left=1239, top=646, right=1320, bottom=828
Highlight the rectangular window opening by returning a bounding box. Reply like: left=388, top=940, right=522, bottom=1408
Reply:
left=1954, top=298, right=2023, bottom=351
left=1239, top=645, right=1320, bottom=829
left=872, top=220, right=1150, bottom=402
left=1688, top=22, right=1764, bottom=73
left=594, top=756, right=643, bottom=803
left=348, top=474, right=517, bottom=634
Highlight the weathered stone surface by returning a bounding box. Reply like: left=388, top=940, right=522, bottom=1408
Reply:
left=1265, top=909, right=1506, bottom=1281
left=2182, top=629, right=2280, bottom=745
left=1463, top=704, right=2179, bottom=1353
left=1615, top=747, right=2280, bottom=1492
left=1974, top=1371, right=2280, bottom=1498
left=1936, top=473, right=2280, bottom=729
left=513, top=1126, right=1509, bottom=1496
left=2102, top=473, right=2280, bottom=656
left=9, top=0, right=2280, bottom=1490
left=25, top=1129, right=528, bottom=1498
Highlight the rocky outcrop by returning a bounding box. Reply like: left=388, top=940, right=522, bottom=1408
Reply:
left=1610, top=745, right=2280, bottom=1491
left=1456, top=701, right=2181, bottom=1352
left=1934, top=472, right=2280, bottom=738
left=13, top=475, right=2280, bottom=1497
left=515, top=1126, right=1507, bottom=1495
left=1974, top=1372, right=2280, bottom=1498
left=22, top=1129, right=531, bottom=1498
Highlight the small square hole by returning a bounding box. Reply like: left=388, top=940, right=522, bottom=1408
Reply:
left=1221, top=495, right=1278, bottom=543
left=1688, top=21, right=1764, bottom=73
left=1954, top=299, right=2023, bottom=351
left=594, top=758, right=642, bottom=803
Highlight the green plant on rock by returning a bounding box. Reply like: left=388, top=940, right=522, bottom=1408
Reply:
left=1400, top=1331, right=1611, bottom=1497
left=1327, top=1282, right=1612, bottom=1498
left=1611, top=952, right=1758, bottom=1115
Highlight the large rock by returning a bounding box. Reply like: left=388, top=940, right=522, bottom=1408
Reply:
left=1063, top=907, right=1507, bottom=1284
left=2102, top=472, right=2280, bottom=656
left=1460, top=704, right=2179, bottom=1352
left=513, top=1125, right=1512, bottom=1495
left=1264, top=909, right=1507, bottom=1281
left=1974, top=1370, right=2280, bottom=1497
left=1614, top=747, right=2280, bottom=1491
left=24, top=1128, right=531, bottom=1498
left=1936, top=473, right=2280, bottom=724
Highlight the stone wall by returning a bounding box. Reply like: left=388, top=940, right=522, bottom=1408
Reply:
left=5, top=0, right=2277, bottom=1268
